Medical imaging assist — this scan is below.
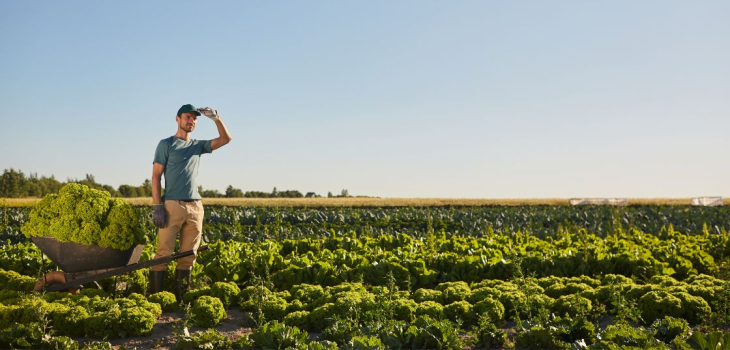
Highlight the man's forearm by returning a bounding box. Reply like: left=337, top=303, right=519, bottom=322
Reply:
left=215, top=119, right=232, bottom=144
left=152, top=176, right=163, bottom=204
left=210, top=118, right=232, bottom=150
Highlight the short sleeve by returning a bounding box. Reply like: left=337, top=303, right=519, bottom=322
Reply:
left=153, top=139, right=169, bottom=165
left=201, top=140, right=213, bottom=154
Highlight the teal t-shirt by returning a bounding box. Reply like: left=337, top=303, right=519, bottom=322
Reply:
left=153, top=136, right=213, bottom=201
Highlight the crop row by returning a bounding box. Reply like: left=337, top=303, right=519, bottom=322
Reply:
left=3, top=205, right=730, bottom=243
left=2, top=224, right=728, bottom=289
left=2, top=227, right=727, bottom=291
left=1, top=263, right=728, bottom=348
left=192, top=227, right=729, bottom=287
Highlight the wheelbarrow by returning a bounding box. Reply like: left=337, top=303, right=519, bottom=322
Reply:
left=31, top=236, right=208, bottom=293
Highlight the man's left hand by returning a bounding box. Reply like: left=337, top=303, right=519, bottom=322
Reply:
left=153, top=205, right=167, bottom=229
left=197, top=107, right=220, bottom=122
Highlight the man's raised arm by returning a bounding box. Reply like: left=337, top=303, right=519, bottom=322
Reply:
left=198, top=107, right=232, bottom=151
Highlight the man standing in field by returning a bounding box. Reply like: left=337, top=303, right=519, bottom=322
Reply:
left=149, top=104, right=232, bottom=300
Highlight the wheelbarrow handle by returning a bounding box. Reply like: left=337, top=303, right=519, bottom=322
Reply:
left=44, top=245, right=210, bottom=292
left=134, top=244, right=210, bottom=270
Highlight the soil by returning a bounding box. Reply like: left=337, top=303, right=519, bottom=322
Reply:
left=74, top=309, right=252, bottom=350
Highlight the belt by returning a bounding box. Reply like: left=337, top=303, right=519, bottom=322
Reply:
left=179, top=199, right=200, bottom=203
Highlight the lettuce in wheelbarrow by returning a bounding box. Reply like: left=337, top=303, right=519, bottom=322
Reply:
left=21, top=183, right=146, bottom=250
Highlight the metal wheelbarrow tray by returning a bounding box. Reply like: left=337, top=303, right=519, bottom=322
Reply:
left=31, top=236, right=208, bottom=293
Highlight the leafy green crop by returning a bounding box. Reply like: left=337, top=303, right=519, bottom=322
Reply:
left=148, top=291, right=178, bottom=313
left=0, top=240, right=47, bottom=276
left=175, top=329, right=234, bottom=350
left=209, top=281, right=241, bottom=308
left=2, top=204, right=730, bottom=347
left=119, top=306, right=156, bottom=337
left=84, top=308, right=122, bottom=338
left=248, top=320, right=309, bottom=349
left=0, top=292, right=160, bottom=340
left=21, top=183, right=145, bottom=250
left=190, top=296, right=226, bottom=327
left=0, top=268, right=36, bottom=292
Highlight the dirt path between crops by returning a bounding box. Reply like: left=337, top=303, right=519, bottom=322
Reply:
left=74, top=309, right=252, bottom=350
left=72, top=313, right=618, bottom=349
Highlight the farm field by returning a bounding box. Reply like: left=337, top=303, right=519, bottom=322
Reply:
left=0, top=197, right=716, bottom=208
left=1, top=204, right=729, bottom=348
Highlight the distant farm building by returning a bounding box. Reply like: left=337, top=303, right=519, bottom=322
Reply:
left=691, top=197, right=723, bottom=206
left=569, top=198, right=628, bottom=206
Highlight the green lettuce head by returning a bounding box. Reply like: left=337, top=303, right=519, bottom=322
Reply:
left=21, top=183, right=145, bottom=250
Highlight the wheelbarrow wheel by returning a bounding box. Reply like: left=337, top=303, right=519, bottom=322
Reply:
left=34, top=271, right=80, bottom=294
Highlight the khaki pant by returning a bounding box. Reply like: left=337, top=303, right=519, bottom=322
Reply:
left=150, top=200, right=204, bottom=272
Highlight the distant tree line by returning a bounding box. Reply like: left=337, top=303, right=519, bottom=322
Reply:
left=198, top=186, right=306, bottom=198
left=197, top=186, right=351, bottom=198
left=0, top=168, right=152, bottom=198
left=0, top=169, right=353, bottom=199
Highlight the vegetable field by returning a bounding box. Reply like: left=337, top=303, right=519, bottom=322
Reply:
left=1, top=204, right=730, bottom=349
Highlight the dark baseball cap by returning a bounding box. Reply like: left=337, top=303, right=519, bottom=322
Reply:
left=177, top=104, right=201, bottom=116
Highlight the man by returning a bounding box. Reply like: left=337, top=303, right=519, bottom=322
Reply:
left=149, top=104, right=232, bottom=300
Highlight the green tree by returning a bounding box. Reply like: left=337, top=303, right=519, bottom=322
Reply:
left=118, top=185, right=140, bottom=197
left=225, top=185, right=244, bottom=198
left=279, top=190, right=304, bottom=198
left=0, top=169, right=27, bottom=197
left=245, top=191, right=269, bottom=198
left=142, top=179, right=152, bottom=197
left=39, top=175, right=62, bottom=195
left=24, top=172, right=62, bottom=197
left=102, top=185, right=121, bottom=197
left=199, top=186, right=223, bottom=198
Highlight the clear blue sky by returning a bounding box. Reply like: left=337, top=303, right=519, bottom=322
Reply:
left=1, top=1, right=728, bottom=198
